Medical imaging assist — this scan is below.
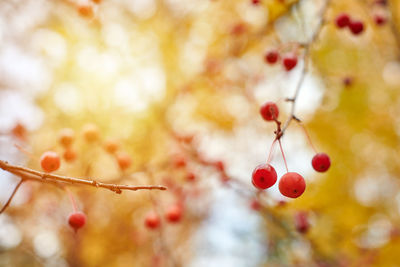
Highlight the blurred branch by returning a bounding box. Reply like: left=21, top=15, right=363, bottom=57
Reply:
left=279, top=0, right=331, bottom=136
left=0, top=179, right=23, bottom=214
left=0, top=160, right=167, bottom=194
left=388, top=0, right=400, bottom=52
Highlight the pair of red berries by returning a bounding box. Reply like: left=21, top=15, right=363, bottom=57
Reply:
left=264, top=50, right=298, bottom=71
left=252, top=164, right=305, bottom=198
left=335, top=13, right=364, bottom=35
left=144, top=204, right=183, bottom=229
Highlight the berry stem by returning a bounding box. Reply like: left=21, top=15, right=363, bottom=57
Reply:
left=14, top=144, right=37, bottom=160
left=266, top=139, right=277, bottom=164
left=297, top=121, right=318, bottom=154
left=0, top=179, right=23, bottom=214
left=277, top=0, right=330, bottom=139
left=65, top=187, right=78, bottom=212
left=278, top=139, right=289, bottom=172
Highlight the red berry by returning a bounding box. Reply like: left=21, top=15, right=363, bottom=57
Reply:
left=63, top=148, right=77, bottom=162
left=374, top=15, right=386, bottom=25
left=283, top=54, right=298, bottom=71
left=260, top=102, right=279, bottom=121
left=251, top=0, right=260, bottom=4
left=58, top=128, right=75, bottom=147
left=145, top=211, right=160, bottom=229
left=12, top=123, right=27, bottom=140
left=252, top=164, right=277, bottom=190
left=214, top=161, right=225, bottom=172
left=68, top=212, right=86, bottom=231
left=335, top=13, right=350, bottom=28
left=186, top=172, right=196, bottom=182
left=78, top=5, right=93, bottom=17
left=40, top=151, right=61, bottom=172
left=295, top=211, right=309, bottom=234
left=165, top=204, right=182, bottom=223
left=173, top=155, right=186, bottom=168
left=250, top=199, right=261, bottom=211
left=343, top=76, right=353, bottom=87
left=312, top=153, right=331, bottom=172
left=279, top=172, right=306, bottom=198
left=264, top=50, right=279, bottom=64
left=374, top=0, right=387, bottom=6
left=116, top=152, right=132, bottom=170
left=349, top=20, right=364, bottom=35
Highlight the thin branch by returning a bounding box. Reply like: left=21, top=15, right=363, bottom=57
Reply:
left=0, top=160, right=167, bottom=193
left=0, top=179, right=23, bottom=214
left=387, top=0, right=400, bottom=52
left=280, top=0, right=331, bottom=136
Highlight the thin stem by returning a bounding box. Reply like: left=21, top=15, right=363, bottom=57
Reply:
left=266, top=139, right=277, bottom=164
left=65, top=187, right=78, bottom=212
left=297, top=121, right=318, bottom=154
left=0, top=160, right=167, bottom=193
left=278, top=139, right=289, bottom=173
left=279, top=0, right=331, bottom=138
left=0, top=179, right=23, bottom=214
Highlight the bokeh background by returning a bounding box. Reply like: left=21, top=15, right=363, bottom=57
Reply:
left=0, top=0, right=400, bottom=266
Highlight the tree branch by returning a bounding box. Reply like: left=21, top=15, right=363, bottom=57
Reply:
left=0, top=160, right=167, bottom=194
left=280, top=0, right=331, bottom=136
left=0, top=179, right=23, bottom=214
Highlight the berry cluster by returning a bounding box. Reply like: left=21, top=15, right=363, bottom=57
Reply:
left=264, top=50, right=298, bottom=71
left=144, top=204, right=183, bottom=230
left=37, top=123, right=138, bottom=232
left=251, top=102, right=331, bottom=198
left=335, top=13, right=365, bottom=35
left=264, top=50, right=297, bottom=71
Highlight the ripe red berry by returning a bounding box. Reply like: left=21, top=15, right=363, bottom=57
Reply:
left=349, top=20, right=364, bottom=35
left=145, top=211, right=160, bottom=229
left=165, top=204, right=182, bottom=223
left=335, top=13, right=350, bottom=28
left=278, top=172, right=306, bottom=198
left=68, top=212, right=86, bottom=231
left=294, top=211, right=309, bottom=234
left=252, top=164, right=277, bottom=190
left=251, top=0, right=261, bottom=4
left=283, top=54, right=298, bottom=71
left=311, top=153, right=331, bottom=172
left=264, top=50, right=279, bottom=64
left=260, top=102, right=279, bottom=121
left=40, top=151, right=61, bottom=172
left=374, top=15, right=386, bottom=26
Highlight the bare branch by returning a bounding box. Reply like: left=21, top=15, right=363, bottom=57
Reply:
left=280, top=0, right=331, bottom=136
left=0, top=179, right=23, bottom=214
left=0, top=160, right=167, bottom=193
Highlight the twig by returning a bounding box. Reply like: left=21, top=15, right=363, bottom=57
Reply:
left=0, top=160, right=167, bottom=193
left=0, top=179, right=23, bottom=214
left=280, top=0, right=331, bottom=136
